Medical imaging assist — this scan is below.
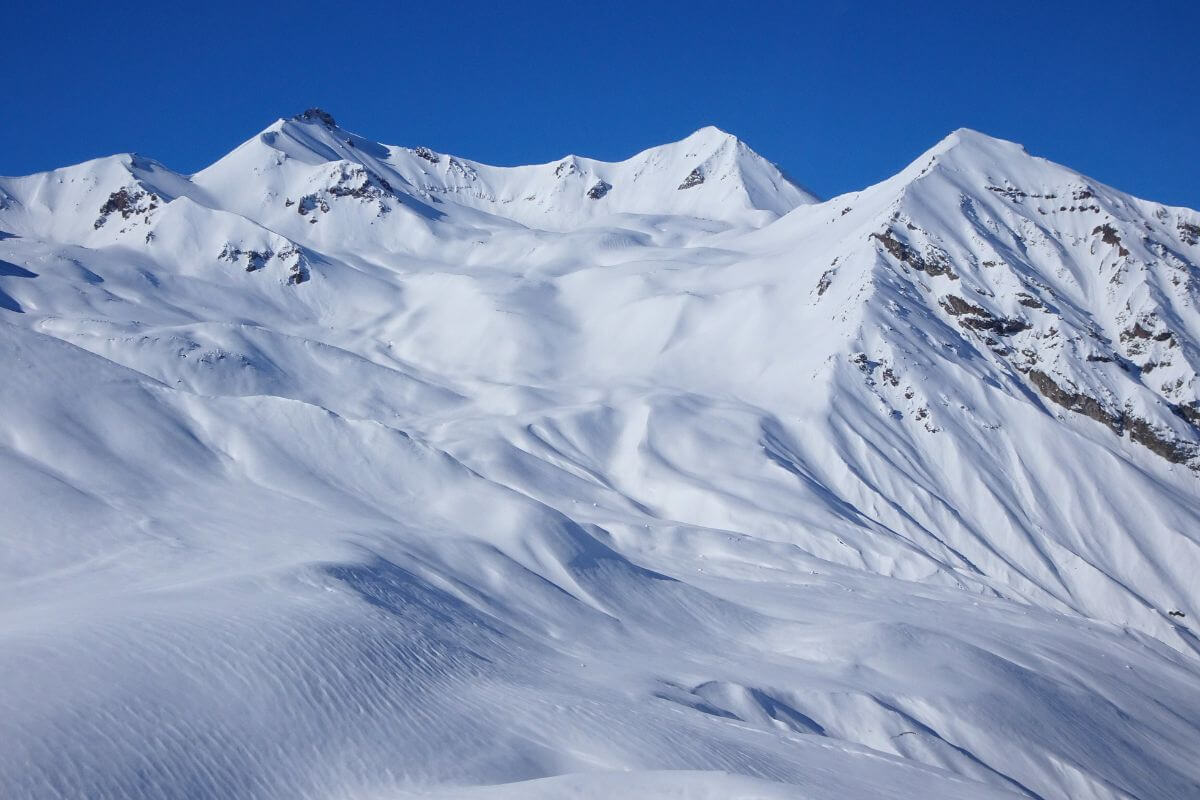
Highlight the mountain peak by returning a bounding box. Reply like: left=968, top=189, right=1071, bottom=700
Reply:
left=928, top=127, right=1030, bottom=162
left=873, top=127, right=1079, bottom=206
left=190, top=112, right=816, bottom=229
left=680, top=125, right=740, bottom=147
left=291, top=108, right=338, bottom=128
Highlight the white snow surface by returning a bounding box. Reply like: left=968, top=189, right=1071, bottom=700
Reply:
left=1, top=111, right=1200, bottom=799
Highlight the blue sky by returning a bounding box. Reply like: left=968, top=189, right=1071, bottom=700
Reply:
left=8, top=1, right=1199, bottom=207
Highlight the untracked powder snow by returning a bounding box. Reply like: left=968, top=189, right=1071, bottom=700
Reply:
left=1, top=110, right=1199, bottom=800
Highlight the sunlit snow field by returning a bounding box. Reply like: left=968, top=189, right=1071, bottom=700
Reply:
left=2, top=112, right=1199, bottom=799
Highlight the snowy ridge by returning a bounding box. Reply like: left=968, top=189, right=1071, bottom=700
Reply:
left=1, top=112, right=1200, bottom=800
left=191, top=110, right=817, bottom=234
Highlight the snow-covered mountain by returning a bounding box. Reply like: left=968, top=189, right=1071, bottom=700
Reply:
left=2, top=110, right=1199, bottom=800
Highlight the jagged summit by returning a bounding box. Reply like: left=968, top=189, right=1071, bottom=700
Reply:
left=292, top=107, right=338, bottom=127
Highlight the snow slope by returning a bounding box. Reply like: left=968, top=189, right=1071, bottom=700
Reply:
left=1, top=111, right=1199, bottom=800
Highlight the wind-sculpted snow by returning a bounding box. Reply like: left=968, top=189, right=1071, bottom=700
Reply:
left=1, top=113, right=1199, bottom=799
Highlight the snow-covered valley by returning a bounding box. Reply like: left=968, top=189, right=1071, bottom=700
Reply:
left=2, top=109, right=1199, bottom=799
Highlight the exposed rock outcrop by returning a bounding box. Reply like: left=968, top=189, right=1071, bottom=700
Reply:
left=871, top=230, right=958, bottom=279
left=94, top=187, right=159, bottom=230
left=1029, top=369, right=1199, bottom=467
left=678, top=167, right=705, bottom=190
left=587, top=180, right=612, bottom=200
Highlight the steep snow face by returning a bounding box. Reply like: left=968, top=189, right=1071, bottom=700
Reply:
left=723, top=129, right=1200, bottom=640
left=0, top=153, right=196, bottom=244
left=881, top=129, right=1200, bottom=448
left=1, top=115, right=1200, bottom=800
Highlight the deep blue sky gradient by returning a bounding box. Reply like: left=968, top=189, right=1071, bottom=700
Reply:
left=8, top=1, right=1199, bottom=207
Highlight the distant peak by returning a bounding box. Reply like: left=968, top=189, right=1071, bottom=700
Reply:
left=682, top=125, right=740, bottom=147
left=292, top=108, right=338, bottom=128
left=693, top=124, right=735, bottom=138
left=928, top=128, right=1029, bottom=159
left=880, top=128, right=1044, bottom=191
